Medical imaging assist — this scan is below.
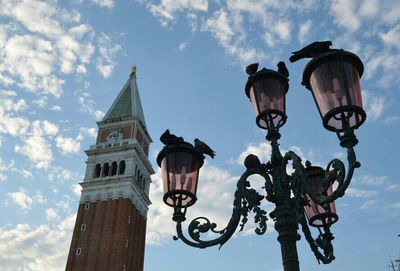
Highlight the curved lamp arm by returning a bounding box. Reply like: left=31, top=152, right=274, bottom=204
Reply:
left=172, top=165, right=273, bottom=249
left=299, top=214, right=335, bottom=264
left=282, top=139, right=360, bottom=206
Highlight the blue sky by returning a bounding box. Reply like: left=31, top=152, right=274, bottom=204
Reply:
left=0, top=0, right=399, bottom=270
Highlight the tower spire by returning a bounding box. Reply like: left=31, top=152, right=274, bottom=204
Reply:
left=130, top=65, right=137, bottom=76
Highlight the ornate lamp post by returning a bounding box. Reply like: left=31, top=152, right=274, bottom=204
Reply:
left=156, top=41, right=366, bottom=271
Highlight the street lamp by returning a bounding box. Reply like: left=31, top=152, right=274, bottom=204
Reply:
left=156, top=41, right=366, bottom=271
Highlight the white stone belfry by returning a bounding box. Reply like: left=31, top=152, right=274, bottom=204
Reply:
left=79, top=70, right=154, bottom=216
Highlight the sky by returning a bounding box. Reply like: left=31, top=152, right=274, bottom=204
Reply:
left=0, top=0, right=399, bottom=270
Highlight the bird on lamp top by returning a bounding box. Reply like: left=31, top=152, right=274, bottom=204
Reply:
left=194, top=138, right=215, bottom=159
left=289, top=40, right=333, bottom=63
left=160, top=129, right=184, bottom=146
left=277, top=61, right=289, bottom=78
left=245, top=63, right=259, bottom=76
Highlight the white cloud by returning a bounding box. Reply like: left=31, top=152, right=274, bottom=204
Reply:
left=46, top=208, right=60, bottom=221
left=380, top=24, right=400, bottom=50
left=77, top=127, right=97, bottom=140
left=358, top=175, right=387, bottom=186
left=55, top=195, right=74, bottom=213
left=14, top=120, right=58, bottom=169
left=50, top=105, right=62, bottom=111
left=5, top=187, right=48, bottom=212
left=178, top=41, right=188, bottom=50
left=96, top=33, right=121, bottom=78
left=33, top=96, right=48, bottom=108
left=147, top=0, right=208, bottom=27
left=202, top=9, right=264, bottom=64
left=0, top=0, right=64, bottom=36
left=48, top=167, right=76, bottom=182
left=0, top=1, right=102, bottom=98
left=298, top=20, right=312, bottom=43
left=230, top=142, right=271, bottom=165
left=359, top=199, right=377, bottom=210
left=0, top=157, right=14, bottom=181
left=41, top=120, right=59, bottom=136
left=0, top=215, right=75, bottom=270
left=359, top=0, right=379, bottom=18
left=274, top=20, right=292, bottom=42
left=1, top=34, right=64, bottom=97
left=346, top=187, right=378, bottom=198
left=78, top=92, right=105, bottom=120
left=329, top=0, right=361, bottom=32
left=55, top=136, right=80, bottom=155
left=0, top=90, right=30, bottom=137
left=384, top=116, right=400, bottom=125
left=0, top=90, right=27, bottom=111
left=91, top=0, right=114, bottom=8
left=19, top=169, right=34, bottom=178
left=385, top=184, right=400, bottom=192
left=0, top=111, right=30, bottom=137
left=203, top=10, right=234, bottom=46
left=362, top=90, right=385, bottom=120
left=71, top=184, right=81, bottom=196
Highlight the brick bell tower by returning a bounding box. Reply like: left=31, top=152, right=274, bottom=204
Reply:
left=66, top=67, right=154, bottom=271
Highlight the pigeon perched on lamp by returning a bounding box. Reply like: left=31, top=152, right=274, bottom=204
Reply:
left=277, top=61, right=289, bottom=78
left=289, top=41, right=333, bottom=63
left=194, top=138, right=216, bottom=159
left=246, top=63, right=259, bottom=76
left=160, top=129, right=184, bottom=146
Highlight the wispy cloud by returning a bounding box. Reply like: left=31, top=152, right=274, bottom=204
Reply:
left=14, top=120, right=58, bottom=169
left=6, top=188, right=47, bottom=212
left=0, top=215, right=75, bottom=270
left=146, top=0, right=208, bottom=27
left=91, top=0, right=115, bottom=9
left=96, top=33, right=121, bottom=78
left=77, top=91, right=105, bottom=120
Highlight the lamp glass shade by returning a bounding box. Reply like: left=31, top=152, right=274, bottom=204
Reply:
left=304, top=166, right=338, bottom=227
left=303, top=50, right=366, bottom=132
left=246, top=69, right=288, bottom=129
left=158, top=144, right=203, bottom=208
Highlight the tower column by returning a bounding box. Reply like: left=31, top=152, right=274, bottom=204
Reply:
left=66, top=69, right=154, bottom=271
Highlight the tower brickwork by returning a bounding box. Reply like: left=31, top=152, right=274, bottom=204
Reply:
left=66, top=68, right=154, bottom=271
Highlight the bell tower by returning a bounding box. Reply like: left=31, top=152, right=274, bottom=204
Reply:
left=65, top=67, right=154, bottom=271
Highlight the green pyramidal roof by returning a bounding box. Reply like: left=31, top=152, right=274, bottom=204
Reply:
left=102, top=74, right=147, bottom=128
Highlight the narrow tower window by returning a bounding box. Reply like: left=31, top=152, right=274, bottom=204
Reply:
left=94, top=164, right=101, bottom=178
left=111, top=161, right=118, bottom=176
left=85, top=203, right=90, bottom=210
left=119, top=161, right=126, bottom=175
left=81, top=223, right=86, bottom=231
left=103, top=163, right=110, bottom=177
left=76, top=248, right=81, bottom=256
left=125, top=239, right=129, bottom=247
left=142, top=178, right=146, bottom=190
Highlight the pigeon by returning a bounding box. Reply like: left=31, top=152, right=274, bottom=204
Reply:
left=194, top=138, right=215, bottom=159
left=289, top=41, right=333, bottom=63
left=244, top=154, right=261, bottom=169
left=159, top=129, right=184, bottom=146
left=245, top=63, right=259, bottom=76
left=277, top=61, right=289, bottom=78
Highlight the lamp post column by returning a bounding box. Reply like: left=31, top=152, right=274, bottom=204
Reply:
left=274, top=206, right=300, bottom=271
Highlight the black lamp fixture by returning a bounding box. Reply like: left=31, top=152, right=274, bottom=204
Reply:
left=156, top=41, right=366, bottom=271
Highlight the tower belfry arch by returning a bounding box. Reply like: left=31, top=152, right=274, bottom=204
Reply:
left=66, top=68, right=154, bottom=271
